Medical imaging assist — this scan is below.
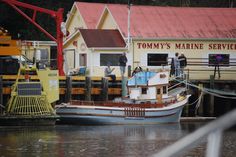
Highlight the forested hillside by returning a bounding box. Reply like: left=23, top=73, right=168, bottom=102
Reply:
left=0, top=0, right=235, bottom=40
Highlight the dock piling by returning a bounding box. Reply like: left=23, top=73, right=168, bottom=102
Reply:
left=85, top=76, right=92, bottom=101
left=65, top=76, right=72, bottom=103
left=198, top=84, right=204, bottom=116
left=122, top=77, right=128, bottom=98
left=101, top=77, right=108, bottom=101
left=128, top=65, right=131, bottom=77
left=209, top=75, right=215, bottom=116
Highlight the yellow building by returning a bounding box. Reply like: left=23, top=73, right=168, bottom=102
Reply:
left=63, top=2, right=106, bottom=74
left=64, top=2, right=236, bottom=80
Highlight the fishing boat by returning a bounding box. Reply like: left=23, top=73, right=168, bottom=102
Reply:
left=56, top=70, right=190, bottom=125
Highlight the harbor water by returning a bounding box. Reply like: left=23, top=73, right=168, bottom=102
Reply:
left=0, top=122, right=235, bottom=157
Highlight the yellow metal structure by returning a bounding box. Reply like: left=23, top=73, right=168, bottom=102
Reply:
left=6, top=65, right=58, bottom=117
left=38, top=69, right=59, bottom=104
left=0, top=35, right=21, bottom=55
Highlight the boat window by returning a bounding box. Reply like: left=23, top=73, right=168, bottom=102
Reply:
left=142, top=88, right=147, bottom=94
left=157, top=88, right=161, bottom=95
left=147, top=54, right=168, bottom=66
left=100, top=54, right=122, bottom=66
left=163, top=86, right=167, bottom=94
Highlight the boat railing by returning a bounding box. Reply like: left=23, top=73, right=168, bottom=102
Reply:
left=69, top=98, right=183, bottom=108
left=168, top=70, right=189, bottom=93
left=151, top=108, right=236, bottom=157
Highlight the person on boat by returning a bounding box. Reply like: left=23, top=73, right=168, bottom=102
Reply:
left=132, top=66, right=143, bottom=76
left=104, top=62, right=116, bottom=81
left=179, top=53, right=187, bottom=78
left=119, top=52, right=128, bottom=77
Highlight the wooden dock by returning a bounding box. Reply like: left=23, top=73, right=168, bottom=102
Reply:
left=0, top=75, right=123, bottom=103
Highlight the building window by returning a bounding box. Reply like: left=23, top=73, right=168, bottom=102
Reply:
left=163, top=86, right=167, bottom=94
left=147, top=54, right=168, bottom=66
left=142, top=88, right=147, bottom=94
left=79, top=54, right=87, bottom=66
left=208, top=54, right=230, bottom=67
left=100, top=54, right=122, bottom=66
left=157, top=88, right=161, bottom=95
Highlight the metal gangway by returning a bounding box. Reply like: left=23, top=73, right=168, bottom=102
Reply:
left=151, top=108, right=236, bottom=157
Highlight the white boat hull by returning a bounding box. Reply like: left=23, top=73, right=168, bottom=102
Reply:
left=56, top=96, right=190, bottom=125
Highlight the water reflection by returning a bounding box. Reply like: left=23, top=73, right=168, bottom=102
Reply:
left=0, top=122, right=234, bottom=157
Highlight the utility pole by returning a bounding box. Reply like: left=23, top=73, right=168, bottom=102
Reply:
left=127, top=0, right=131, bottom=52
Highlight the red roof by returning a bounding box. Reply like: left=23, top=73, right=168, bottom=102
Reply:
left=75, top=2, right=104, bottom=29
left=79, top=29, right=126, bottom=48
left=108, top=5, right=236, bottom=39
left=76, top=2, right=236, bottom=39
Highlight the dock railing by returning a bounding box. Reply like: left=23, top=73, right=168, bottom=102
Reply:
left=168, top=70, right=189, bottom=92
left=151, top=108, right=236, bottom=157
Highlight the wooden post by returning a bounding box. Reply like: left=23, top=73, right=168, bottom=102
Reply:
left=186, top=69, right=190, bottom=91
left=198, top=84, right=204, bottom=116
left=183, top=105, right=189, bottom=117
left=101, top=77, right=108, bottom=101
left=128, top=65, right=132, bottom=77
left=185, top=69, right=190, bottom=116
left=122, top=77, right=128, bottom=98
left=65, top=76, right=72, bottom=103
left=85, top=76, right=92, bottom=101
left=0, top=76, right=3, bottom=113
left=209, top=75, right=215, bottom=116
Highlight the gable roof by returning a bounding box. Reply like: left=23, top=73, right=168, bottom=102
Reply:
left=70, top=2, right=236, bottom=39
left=107, top=5, right=236, bottom=39
left=75, top=2, right=105, bottom=29
left=79, top=29, right=126, bottom=48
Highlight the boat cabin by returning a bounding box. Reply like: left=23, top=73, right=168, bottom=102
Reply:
left=127, top=71, right=169, bottom=102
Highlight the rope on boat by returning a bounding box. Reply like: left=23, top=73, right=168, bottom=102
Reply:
left=186, top=91, right=203, bottom=107
left=194, top=91, right=203, bottom=114
left=0, top=104, right=5, bottom=109
left=173, top=77, right=236, bottom=100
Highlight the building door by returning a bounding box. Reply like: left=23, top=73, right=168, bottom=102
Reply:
left=64, top=49, right=76, bottom=69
